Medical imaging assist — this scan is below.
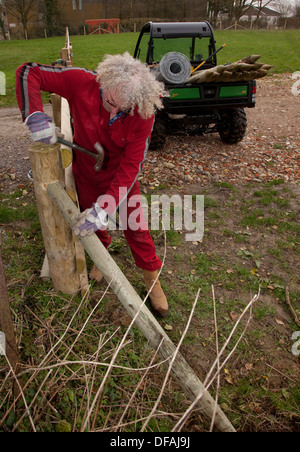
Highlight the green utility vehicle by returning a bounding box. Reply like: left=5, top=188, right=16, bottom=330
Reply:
left=134, top=22, right=257, bottom=148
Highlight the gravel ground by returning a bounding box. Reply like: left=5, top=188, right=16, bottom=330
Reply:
left=0, top=74, right=299, bottom=193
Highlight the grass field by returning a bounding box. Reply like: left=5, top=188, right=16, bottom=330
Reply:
left=0, top=29, right=300, bottom=108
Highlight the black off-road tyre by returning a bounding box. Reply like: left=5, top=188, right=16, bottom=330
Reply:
left=149, top=115, right=167, bottom=150
left=218, top=108, right=247, bottom=144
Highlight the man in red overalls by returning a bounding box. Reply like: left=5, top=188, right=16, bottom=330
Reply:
left=16, top=52, right=169, bottom=317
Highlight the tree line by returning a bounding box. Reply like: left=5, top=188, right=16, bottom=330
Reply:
left=0, top=0, right=299, bottom=39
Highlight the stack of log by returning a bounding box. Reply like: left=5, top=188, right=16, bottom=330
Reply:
left=188, top=55, right=273, bottom=84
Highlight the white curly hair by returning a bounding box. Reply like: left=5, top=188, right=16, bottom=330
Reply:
left=96, top=52, right=167, bottom=119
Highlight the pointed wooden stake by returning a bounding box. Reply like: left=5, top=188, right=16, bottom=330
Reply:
left=29, top=143, right=80, bottom=294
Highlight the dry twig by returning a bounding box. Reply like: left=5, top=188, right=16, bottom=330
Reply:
left=172, top=288, right=260, bottom=432
left=285, top=286, right=300, bottom=327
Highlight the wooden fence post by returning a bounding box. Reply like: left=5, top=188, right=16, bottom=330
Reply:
left=50, top=93, right=89, bottom=295
left=47, top=181, right=236, bottom=432
left=29, top=143, right=80, bottom=294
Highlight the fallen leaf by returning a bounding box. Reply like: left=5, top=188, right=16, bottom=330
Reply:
left=249, top=402, right=261, bottom=413
left=275, top=318, right=285, bottom=325
left=224, top=369, right=234, bottom=384
left=230, top=311, right=238, bottom=321
left=225, top=375, right=233, bottom=385
left=282, top=388, right=290, bottom=399
left=164, top=324, right=173, bottom=331
left=242, top=231, right=252, bottom=236
left=137, top=381, right=146, bottom=391
left=219, top=296, right=225, bottom=304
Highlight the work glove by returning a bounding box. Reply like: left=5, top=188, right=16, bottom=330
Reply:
left=73, top=204, right=108, bottom=237
left=25, top=111, right=57, bottom=145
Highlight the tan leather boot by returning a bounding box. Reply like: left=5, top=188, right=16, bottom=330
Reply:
left=143, top=270, right=169, bottom=317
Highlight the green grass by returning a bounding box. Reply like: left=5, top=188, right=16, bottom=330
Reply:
left=214, top=29, right=300, bottom=73
left=0, top=33, right=139, bottom=108
left=0, top=29, right=300, bottom=108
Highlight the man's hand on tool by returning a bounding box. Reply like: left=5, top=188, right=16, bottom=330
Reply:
left=25, top=111, right=57, bottom=145
left=73, top=204, right=108, bottom=237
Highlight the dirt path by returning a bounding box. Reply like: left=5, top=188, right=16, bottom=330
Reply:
left=0, top=104, right=53, bottom=190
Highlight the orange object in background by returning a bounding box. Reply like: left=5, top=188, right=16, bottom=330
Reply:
left=85, top=19, right=120, bottom=34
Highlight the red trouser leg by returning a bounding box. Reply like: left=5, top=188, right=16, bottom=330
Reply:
left=118, top=183, right=162, bottom=271
left=123, top=228, right=162, bottom=271
left=74, top=173, right=161, bottom=271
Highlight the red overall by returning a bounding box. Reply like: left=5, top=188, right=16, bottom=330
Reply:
left=16, top=63, right=162, bottom=271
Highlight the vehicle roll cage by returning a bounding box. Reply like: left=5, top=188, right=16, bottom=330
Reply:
left=134, top=21, right=217, bottom=67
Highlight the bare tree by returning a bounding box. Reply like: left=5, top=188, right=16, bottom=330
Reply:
left=43, top=0, right=61, bottom=37
left=250, top=0, right=276, bottom=24
left=0, top=1, right=7, bottom=39
left=274, top=0, right=296, bottom=16
left=2, top=0, right=38, bottom=38
left=207, top=0, right=229, bottom=24
left=233, top=0, right=254, bottom=22
left=207, top=0, right=254, bottom=24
